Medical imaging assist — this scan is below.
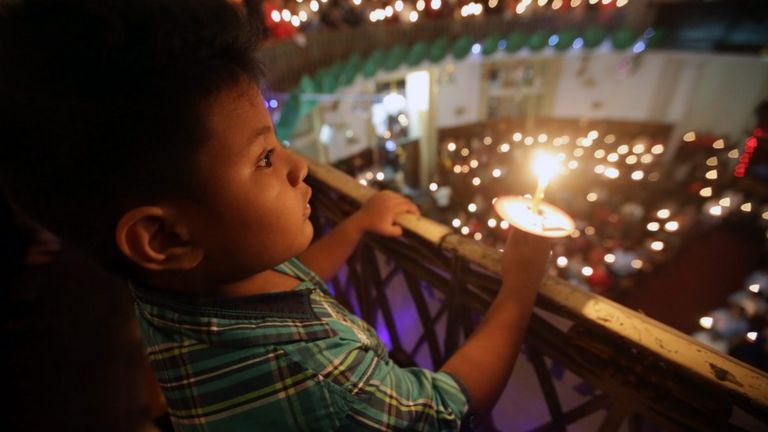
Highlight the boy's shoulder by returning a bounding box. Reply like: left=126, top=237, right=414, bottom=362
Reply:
left=131, top=257, right=335, bottom=348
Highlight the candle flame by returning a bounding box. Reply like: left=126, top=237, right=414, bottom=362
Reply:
left=532, top=151, right=561, bottom=184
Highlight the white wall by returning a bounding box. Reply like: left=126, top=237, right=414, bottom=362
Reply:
left=314, top=78, right=374, bottom=163
left=304, top=48, right=768, bottom=163
left=551, top=50, right=768, bottom=141
left=434, top=55, right=484, bottom=128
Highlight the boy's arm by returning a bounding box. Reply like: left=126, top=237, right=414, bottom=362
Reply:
left=440, top=229, right=551, bottom=413
left=299, top=190, right=418, bottom=280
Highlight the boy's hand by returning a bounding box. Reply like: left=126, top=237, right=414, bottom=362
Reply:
left=500, top=228, right=552, bottom=291
left=348, top=190, right=420, bottom=237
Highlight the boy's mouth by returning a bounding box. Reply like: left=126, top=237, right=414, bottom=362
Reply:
left=303, top=189, right=312, bottom=218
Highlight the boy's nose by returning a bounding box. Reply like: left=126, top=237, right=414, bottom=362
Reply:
left=287, top=150, right=308, bottom=187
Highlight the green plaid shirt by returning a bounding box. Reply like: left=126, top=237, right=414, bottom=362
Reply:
left=132, top=258, right=470, bottom=431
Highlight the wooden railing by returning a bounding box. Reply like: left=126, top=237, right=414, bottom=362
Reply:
left=303, top=155, right=768, bottom=431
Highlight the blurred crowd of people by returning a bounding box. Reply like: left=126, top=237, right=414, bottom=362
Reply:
left=692, top=263, right=768, bottom=371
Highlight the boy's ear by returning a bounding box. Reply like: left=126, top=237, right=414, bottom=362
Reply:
left=115, top=206, right=204, bottom=272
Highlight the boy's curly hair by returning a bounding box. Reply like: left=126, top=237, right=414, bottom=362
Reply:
left=0, top=0, right=264, bottom=266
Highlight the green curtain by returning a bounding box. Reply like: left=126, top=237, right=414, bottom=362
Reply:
left=481, top=33, right=501, bottom=56
left=315, top=66, right=339, bottom=93
left=555, top=29, right=577, bottom=51
left=361, top=48, right=385, bottom=78
left=582, top=26, right=606, bottom=49
left=527, top=30, right=547, bottom=51
left=611, top=27, right=638, bottom=50
left=504, top=31, right=528, bottom=53
left=297, top=74, right=316, bottom=116
left=383, top=44, right=407, bottom=71
left=275, top=90, right=300, bottom=142
left=428, top=36, right=450, bottom=63
left=452, top=35, right=474, bottom=60
left=646, top=28, right=666, bottom=49
left=299, top=74, right=316, bottom=94
left=339, top=53, right=362, bottom=86
left=406, top=41, right=429, bottom=66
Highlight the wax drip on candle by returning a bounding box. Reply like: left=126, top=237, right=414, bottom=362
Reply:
left=530, top=178, right=549, bottom=214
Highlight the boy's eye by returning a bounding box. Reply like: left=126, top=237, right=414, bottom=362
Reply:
left=255, top=149, right=274, bottom=168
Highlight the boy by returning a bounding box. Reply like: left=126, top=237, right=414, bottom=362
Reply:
left=0, top=0, right=551, bottom=430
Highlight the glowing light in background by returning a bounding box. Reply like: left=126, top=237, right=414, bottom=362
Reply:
left=699, top=316, right=713, bottom=329
left=604, top=167, right=620, bottom=179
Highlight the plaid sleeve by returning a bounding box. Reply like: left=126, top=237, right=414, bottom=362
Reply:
left=346, top=362, right=470, bottom=430
left=280, top=340, right=470, bottom=431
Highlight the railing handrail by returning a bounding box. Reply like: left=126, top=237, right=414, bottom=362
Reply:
left=302, top=154, right=768, bottom=413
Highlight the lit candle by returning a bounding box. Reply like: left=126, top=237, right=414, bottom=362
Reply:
left=493, top=151, right=574, bottom=238
left=530, top=152, right=560, bottom=214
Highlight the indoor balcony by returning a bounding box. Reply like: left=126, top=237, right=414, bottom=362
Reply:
left=5, top=2, right=768, bottom=431
left=256, top=2, right=768, bottom=429
left=303, top=155, right=768, bottom=431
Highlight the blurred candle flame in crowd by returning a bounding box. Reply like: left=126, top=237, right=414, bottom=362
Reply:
left=699, top=316, right=713, bottom=329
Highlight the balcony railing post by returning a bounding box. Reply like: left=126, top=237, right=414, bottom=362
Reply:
left=403, top=271, right=444, bottom=369
left=443, top=256, right=468, bottom=358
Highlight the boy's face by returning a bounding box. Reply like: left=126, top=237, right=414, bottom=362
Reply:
left=183, top=79, right=313, bottom=282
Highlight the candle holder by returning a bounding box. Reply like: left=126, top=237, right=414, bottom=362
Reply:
left=493, top=196, right=575, bottom=239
